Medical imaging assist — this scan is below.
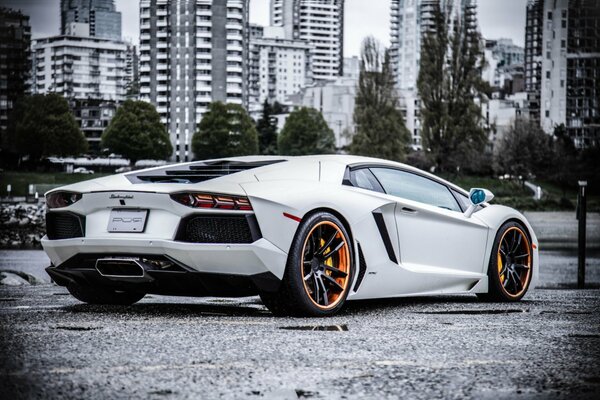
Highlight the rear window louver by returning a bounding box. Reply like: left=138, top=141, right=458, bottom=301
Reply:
left=126, top=160, right=286, bottom=184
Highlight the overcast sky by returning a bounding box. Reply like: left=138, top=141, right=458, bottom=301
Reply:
left=1, top=0, right=528, bottom=55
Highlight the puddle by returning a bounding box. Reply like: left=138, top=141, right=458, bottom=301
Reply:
left=541, top=310, right=592, bottom=315
left=295, top=389, right=318, bottom=398
left=0, top=298, right=19, bottom=302
left=415, top=309, right=526, bottom=315
left=280, top=324, right=348, bottom=331
left=569, top=334, right=600, bottom=339
left=52, top=293, right=70, bottom=296
left=147, top=389, right=176, bottom=396
left=54, top=326, right=102, bottom=331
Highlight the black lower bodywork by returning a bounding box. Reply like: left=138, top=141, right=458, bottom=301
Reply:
left=46, top=253, right=281, bottom=297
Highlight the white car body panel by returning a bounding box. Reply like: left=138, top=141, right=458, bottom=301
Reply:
left=41, top=155, right=539, bottom=301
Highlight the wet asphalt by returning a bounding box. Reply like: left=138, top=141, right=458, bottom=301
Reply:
left=1, top=279, right=599, bottom=399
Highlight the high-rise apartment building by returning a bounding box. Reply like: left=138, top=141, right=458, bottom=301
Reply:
left=0, top=8, right=31, bottom=141
left=524, top=0, right=543, bottom=123
left=270, top=0, right=344, bottom=81
left=389, top=0, right=478, bottom=149
left=139, top=0, right=249, bottom=162
left=525, top=0, right=599, bottom=148
left=248, top=26, right=312, bottom=111
left=32, top=35, right=130, bottom=152
left=61, top=0, right=122, bottom=41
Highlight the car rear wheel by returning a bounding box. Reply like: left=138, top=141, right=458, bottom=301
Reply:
left=260, top=211, right=353, bottom=317
left=478, top=221, right=533, bottom=302
left=67, top=283, right=145, bottom=305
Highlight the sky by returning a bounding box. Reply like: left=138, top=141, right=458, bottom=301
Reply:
left=0, top=0, right=528, bottom=55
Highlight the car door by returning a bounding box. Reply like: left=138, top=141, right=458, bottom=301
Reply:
left=369, top=167, right=489, bottom=279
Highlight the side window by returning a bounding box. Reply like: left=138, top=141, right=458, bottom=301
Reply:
left=451, top=188, right=470, bottom=211
left=349, top=168, right=384, bottom=193
left=370, top=168, right=461, bottom=212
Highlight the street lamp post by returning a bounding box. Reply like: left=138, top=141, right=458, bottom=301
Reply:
left=577, top=180, right=587, bottom=289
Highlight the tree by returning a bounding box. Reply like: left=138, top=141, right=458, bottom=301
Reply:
left=494, top=119, right=553, bottom=182
left=102, top=100, right=172, bottom=165
left=550, top=124, right=578, bottom=197
left=256, top=99, right=279, bottom=155
left=417, top=3, right=488, bottom=173
left=9, top=93, right=87, bottom=161
left=278, top=107, right=335, bottom=155
left=192, top=102, right=258, bottom=159
left=350, top=37, right=410, bottom=161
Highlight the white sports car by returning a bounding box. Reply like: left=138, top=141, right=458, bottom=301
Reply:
left=42, top=155, right=538, bottom=316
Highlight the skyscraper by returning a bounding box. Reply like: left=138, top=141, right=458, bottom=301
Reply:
left=248, top=26, right=312, bottom=112
left=0, top=8, right=31, bottom=141
left=139, top=0, right=249, bottom=162
left=389, top=0, right=478, bottom=148
left=270, top=0, right=344, bottom=81
left=525, top=0, right=599, bottom=148
left=524, top=0, right=544, bottom=124
left=61, top=0, right=122, bottom=40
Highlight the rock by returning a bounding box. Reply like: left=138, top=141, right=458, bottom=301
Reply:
left=0, top=272, right=30, bottom=286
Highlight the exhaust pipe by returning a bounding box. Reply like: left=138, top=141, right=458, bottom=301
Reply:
left=95, top=258, right=145, bottom=278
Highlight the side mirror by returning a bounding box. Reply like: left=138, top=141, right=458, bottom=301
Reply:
left=464, top=188, right=494, bottom=218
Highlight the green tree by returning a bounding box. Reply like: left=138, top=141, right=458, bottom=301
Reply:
left=192, top=102, right=258, bottom=159
left=350, top=37, right=410, bottom=161
left=102, top=100, right=172, bottom=165
left=417, top=3, right=488, bottom=173
left=256, top=99, right=279, bottom=155
left=550, top=124, right=578, bottom=197
left=278, top=107, right=335, bottom=155
left=9, top=93, right=87, bottom=161
left=494, top=119, right=553, bottom=183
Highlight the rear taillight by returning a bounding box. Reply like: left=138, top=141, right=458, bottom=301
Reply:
left=171, top=193, right=252, bottom=211
left=46, top=191, right=82, bottom=209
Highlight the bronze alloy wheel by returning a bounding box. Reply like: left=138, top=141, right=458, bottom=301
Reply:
left=300, top=221, right=351, bottom=309
left=258, top=211, right=354, bottom=317
left=496, top=226, right=532, bottom=298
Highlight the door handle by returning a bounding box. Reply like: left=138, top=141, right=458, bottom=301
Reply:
left=401, top=207, right=417, bottom=214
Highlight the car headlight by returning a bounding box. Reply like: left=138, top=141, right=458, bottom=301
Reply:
left=170, top=193, right=252, bottom=211
left=46, top=191, right=82, bottom=209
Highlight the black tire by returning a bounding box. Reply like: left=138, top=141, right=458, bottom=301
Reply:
left=67, top=283, right=145, bottom=305
left=260, top=211, right=354, bottom=317
left=478, top=221, right=533, bottom=302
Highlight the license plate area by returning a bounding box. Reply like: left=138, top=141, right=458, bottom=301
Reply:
left=107, top=209, right=148, bottom=233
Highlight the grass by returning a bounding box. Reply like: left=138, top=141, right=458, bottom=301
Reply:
left=440, top=174, right=599, bottom=212
left=0, top=171, right=110, bottom=196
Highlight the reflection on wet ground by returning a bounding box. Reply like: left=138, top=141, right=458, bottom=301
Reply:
left=280, top=324, right=349, bottom=331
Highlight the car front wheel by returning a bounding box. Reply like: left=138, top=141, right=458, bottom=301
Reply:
left=479, top=221, right=533, bottom=302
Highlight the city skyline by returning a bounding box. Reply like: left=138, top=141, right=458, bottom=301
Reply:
left=1, top=0, right=528, bottom=55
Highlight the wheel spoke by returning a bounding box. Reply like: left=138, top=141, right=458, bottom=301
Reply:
left=499, top=263, right=508, bottom=277
left=513, top=272, right=523, bottom=292
left=512, top=233, right=522, bottom=253
left=316, top=231, right=338, bottom=256
left=321, top=273, right=344, bottom=292
left=324, top=264, right=348, bottom=278
left=317, top=275, right=329, bottom=306
left=312, top=274, right=321, bottom=301
left=304, top=271, right=313, bottom=281
left=503, top=273, right=511, bottom=288
left=514, top=253, right=529, bottom=259
left=514, top=263, right=530, bottom=271
left=322, top=241, right=344, bottom=260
